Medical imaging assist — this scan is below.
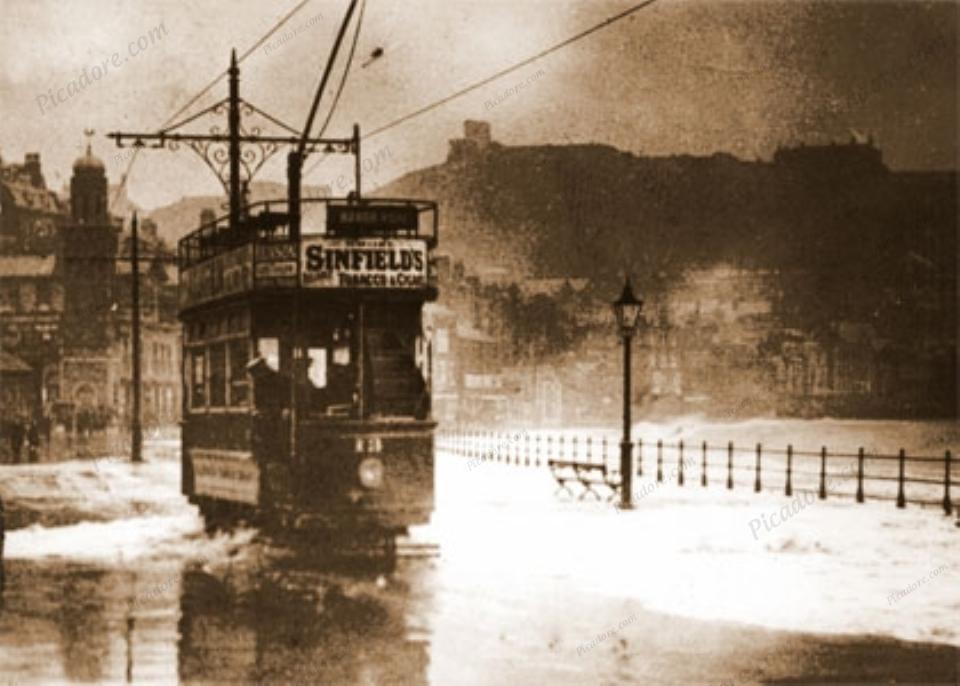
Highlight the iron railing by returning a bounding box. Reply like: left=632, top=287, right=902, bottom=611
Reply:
left=437, top=429, right=957, bottom=516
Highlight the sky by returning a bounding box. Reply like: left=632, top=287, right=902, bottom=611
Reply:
left=0, top=0, right=956, bottom=210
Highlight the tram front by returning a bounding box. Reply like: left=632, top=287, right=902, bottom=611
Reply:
left=178, top=198, right=438, bottom=547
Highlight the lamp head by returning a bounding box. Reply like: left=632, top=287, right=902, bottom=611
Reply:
left=612, top=277, right=644, bottom=336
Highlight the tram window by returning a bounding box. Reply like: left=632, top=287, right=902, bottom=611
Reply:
left=228, top=338, right=249, bottom=406
left=306, top=348, right=327, bottom=388
left=190, top=349, right=205, bottom=408
left=209, top=343, right=227, bottom=407
left=332, top=328, right=350, bottom=366
left=257, top=338, right=280, bottom=371
left=364, top=304, right=428, bottom=418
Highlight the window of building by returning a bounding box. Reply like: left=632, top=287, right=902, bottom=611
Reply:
left=37, top=282, right=50, bottom=311
left=435, top=328, right=449, bottom=354
left=51, top=284, right=64, bottom=311
left=0, top=285, right=12, bottom=313
left=19, top=282, right=36, bottom=311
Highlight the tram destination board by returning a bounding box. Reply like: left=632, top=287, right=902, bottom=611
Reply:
left=327, top=203, right=419, bottom=236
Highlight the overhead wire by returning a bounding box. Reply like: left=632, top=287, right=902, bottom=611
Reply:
left=109, top=0, right=316, bottom=211
left=304, top=0, right=661, bottom=182
left=301, top=0, right=367, bottom=179
left=111, top=0, right=661, bottom=203
left=317, top=0, right=367, bottom=138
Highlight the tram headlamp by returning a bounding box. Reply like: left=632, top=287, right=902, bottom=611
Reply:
left=358, top=457, right=384, bottom=489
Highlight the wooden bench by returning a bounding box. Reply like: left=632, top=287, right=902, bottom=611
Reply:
left=548, top=459, right=621, bottom=501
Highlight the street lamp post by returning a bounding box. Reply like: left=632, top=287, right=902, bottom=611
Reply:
left=612, top=278, right=643, bottom=510
left=130, top=212, right=142, bottom=463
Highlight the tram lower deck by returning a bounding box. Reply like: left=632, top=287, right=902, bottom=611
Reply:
left=182, top=413, right=434, bottom=534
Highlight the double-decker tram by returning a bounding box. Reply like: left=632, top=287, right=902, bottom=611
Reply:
left=177, top=197, right=439, bottom=552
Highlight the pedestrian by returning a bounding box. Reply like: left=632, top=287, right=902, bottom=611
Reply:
left=9, top=419, right=24, bottom=465
left=0, top=493, right=5, bottom=592
left=26, top=420, right=39, bottom=463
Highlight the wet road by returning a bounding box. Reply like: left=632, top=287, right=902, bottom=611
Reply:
left=0, top=439, right=958, bottom=684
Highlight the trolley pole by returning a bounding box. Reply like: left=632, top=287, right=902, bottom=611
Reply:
left=130, top=212, right=143, bottom=463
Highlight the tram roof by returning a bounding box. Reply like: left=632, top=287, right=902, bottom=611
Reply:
left=176, top=196, right=439, bottom=312
left=177, top=196, right=437, bottom=270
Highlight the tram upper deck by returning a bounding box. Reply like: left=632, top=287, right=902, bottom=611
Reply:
left=176, top=197, right=439, bottom=427
left=176, top=197, right=439, bottom=311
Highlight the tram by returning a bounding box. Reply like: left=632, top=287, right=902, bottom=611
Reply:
left=177, top=196, right=439, bottom=548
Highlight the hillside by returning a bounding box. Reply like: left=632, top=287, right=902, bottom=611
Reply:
left=375, top=127, right=956, bottom=330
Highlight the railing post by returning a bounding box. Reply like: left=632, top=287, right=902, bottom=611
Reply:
left=819, top=446, right=827, bottom=500
left=785, top=444, right=793, bottom=497
left=656, top=439, right=663, bottom=483
left=535, top=434, right=541, bottom=467
left=525, top=433, right=531, bottom=466
left=701, top=440, right=708, bottom=487
left=856, top=447, right=865, bottom=503
left=727, top=441, right=734, bottom=490
left=586, top=436, right=593, bottom=464
left=678, top=440, right=685, bottom=486
left=547, top=435, right=554, bottom=464
left=559, top=435, right=565, bottom=464
left=897, top=448, right=906, bottom=508
left=754, top=443, right=762, bottom=493
left=944, top=450, right=953, bottom=515
left=572, top=435, right=579, bottom=466
left=602, top=436, right=608, bottom=470
left=637, top=437, right=643, bottom=477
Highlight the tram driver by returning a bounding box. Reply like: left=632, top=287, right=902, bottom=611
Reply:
left=246, top=355, right=290, bottom=414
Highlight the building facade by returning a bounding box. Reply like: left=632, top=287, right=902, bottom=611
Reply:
left=0, top=144, right=180, bottom=457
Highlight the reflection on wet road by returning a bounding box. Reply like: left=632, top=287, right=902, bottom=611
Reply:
left=1, top=547, right=434, bottom=684
left=0, top=442, right=957, bottom=684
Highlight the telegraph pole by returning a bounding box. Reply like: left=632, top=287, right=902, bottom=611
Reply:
left=108, top=29, right=362, bottom=466
left=130, top=212, right=143, bottom=463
